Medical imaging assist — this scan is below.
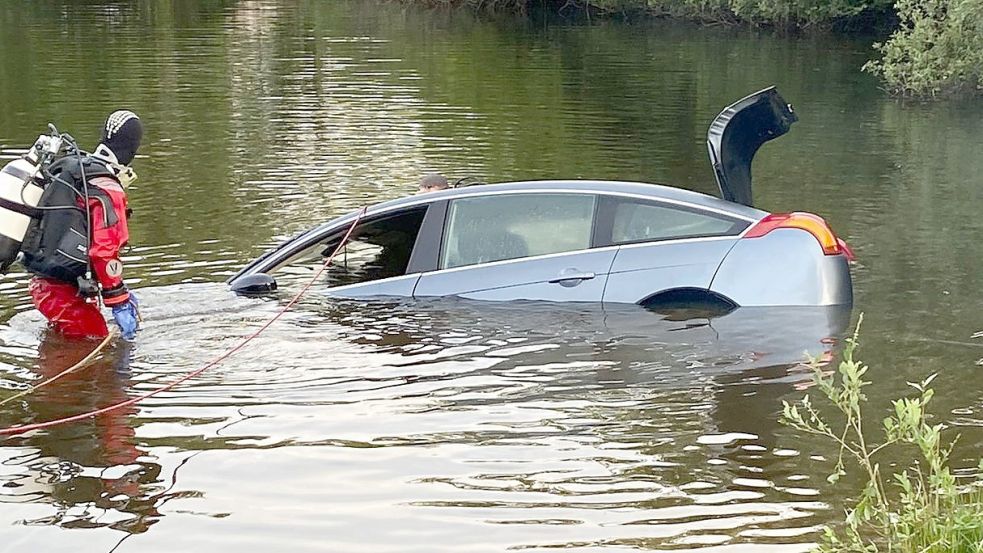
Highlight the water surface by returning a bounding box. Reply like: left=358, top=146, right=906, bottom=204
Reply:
left=1, top=1, right=981, bottom=551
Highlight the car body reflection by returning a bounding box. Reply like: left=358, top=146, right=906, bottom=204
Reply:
left=314, top=297, right=851, bottom=376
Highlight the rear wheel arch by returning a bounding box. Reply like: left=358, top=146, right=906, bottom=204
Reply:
left=638, top=287, right=738, bottom=312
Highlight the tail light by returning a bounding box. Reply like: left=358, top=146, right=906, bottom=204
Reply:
left=744, top=212, right=855, bottom=260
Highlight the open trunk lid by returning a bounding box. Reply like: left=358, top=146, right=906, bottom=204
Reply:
left=707, top=86, right=797, bottom=207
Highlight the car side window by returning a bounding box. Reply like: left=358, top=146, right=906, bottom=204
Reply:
left=273, top=207, right=427, bottom=287
left=601, top=197, right=747, bottom=245
left=441, top=193, right=596, bottom=269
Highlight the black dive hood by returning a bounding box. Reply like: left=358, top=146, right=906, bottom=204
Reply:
left=707, top=87, right=797, bottom=207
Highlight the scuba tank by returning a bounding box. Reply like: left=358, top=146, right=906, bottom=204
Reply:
left=0, top=131, right=63, bottom=273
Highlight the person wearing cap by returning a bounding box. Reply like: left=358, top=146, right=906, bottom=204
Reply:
left=417, top=173, right=449, bottom=194
left=24, top=110, right=143, bottom=340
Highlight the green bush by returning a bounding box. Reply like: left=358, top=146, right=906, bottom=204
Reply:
left=863, top=0, right=983, bottom=97
left=710, top=0, right=890, bottom=27
left=781, top=315, right=983, bottom=552
left=408, top=0, right=894, bottom=27
left=596, top=0, right=891, bottom=27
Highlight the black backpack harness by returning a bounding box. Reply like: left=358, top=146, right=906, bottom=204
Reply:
left=20, top=155, right=119, bottom=284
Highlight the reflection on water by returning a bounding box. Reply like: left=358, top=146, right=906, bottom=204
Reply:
left=2, top=284, right=848, bottom=551
left=1, top=0, right=982, bottom=551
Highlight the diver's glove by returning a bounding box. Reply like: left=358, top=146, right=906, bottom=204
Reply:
left=112, top=293, right=140, bottom=341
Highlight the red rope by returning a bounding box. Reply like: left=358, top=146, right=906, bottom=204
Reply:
left=0, top=207, right=368, bottom=437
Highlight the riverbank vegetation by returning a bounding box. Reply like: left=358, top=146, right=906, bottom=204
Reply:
left=407, top=0, right=983, bottom=98
left=781, top=318, right=983, bottom=552
left=864, top=0, right=983, bottom=97
left=407, top=0, right=892, bottom=27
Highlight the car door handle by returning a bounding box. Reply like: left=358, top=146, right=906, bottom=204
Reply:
left=548, top=271, right=596, bottom=285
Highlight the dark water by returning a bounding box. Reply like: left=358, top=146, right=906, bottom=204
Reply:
left=1, top=1, right=981, bottom=551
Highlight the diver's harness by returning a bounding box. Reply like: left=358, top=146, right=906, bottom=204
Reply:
left=0, top=125, right=134, bottom=298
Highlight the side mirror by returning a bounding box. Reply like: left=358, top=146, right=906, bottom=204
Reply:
left=230, top=273, right=278, bottom=297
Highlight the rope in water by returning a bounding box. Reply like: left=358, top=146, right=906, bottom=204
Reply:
left=0, top=207, right=367, bottom=437
left=0, top=327, right=120, bottom=408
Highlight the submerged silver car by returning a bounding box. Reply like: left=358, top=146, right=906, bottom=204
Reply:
left=230, top=87, right=853, bottom=309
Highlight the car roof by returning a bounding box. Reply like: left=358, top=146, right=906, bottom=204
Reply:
left=294, top=181, right=770, bottom=244
left=365, top=180, right=768, bottom=221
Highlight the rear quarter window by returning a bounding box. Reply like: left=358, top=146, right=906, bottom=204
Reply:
left=599, top=197, right=748, bottom=246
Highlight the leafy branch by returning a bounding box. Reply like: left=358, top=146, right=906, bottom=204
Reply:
left=780, top=314, right=983, bottom=552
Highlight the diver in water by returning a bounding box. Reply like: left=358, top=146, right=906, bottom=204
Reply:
left=22, top=110, right=143, bottom=340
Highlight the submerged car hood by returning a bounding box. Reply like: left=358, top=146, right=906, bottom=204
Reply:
left=707, top=87, right=797, bottom=207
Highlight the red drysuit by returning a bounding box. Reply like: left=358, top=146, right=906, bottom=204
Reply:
left=30, top=175, right=131, bottom=339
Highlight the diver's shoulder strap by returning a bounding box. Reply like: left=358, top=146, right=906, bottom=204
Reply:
left=42, top=155, right=120, bottom=228
left=46, top=154, right=117, bottom=188
left=84, top=180, right=119, bottom=228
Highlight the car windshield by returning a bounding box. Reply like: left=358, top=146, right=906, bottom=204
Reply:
left=273, top=207, right=427, bottom=287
